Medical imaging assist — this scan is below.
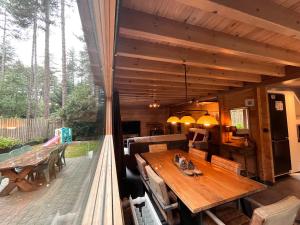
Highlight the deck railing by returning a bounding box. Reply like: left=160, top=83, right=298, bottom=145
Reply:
left=82, top=135, right=123, bottom=225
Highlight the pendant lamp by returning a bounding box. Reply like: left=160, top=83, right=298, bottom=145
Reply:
left=180, top=115, right=196, bottom=125
left=180, top=64, right=195, bottom=125
left=197, top=113, right=218, bottom=127
left=167, top=116, right=180, bottom=124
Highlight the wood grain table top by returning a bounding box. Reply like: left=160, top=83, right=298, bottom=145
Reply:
left=0, top=146, right=57, bottom=170
left=141, top=149, right=266, bottom=214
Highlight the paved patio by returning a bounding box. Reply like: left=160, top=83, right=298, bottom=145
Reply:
left=0, top=156, right=93, bottom=225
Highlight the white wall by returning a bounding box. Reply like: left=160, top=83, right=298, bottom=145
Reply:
left=269, top=90, right=300, bottom=173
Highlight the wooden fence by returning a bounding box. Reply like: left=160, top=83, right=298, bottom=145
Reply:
left=0, top=118, right=62, bottom=142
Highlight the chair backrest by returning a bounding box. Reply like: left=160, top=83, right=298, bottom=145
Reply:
left=149, top=144, right=168, bottom=153
left=48, top=149, right=59, bottom=168
left=250, top=196, right=300, bottom=225
left=189, top=148, right=208, bottom=161
left=211, top=155, right=241, bottom=175
left=135, top=154, right=148, bottom=180
left=145, top=165, right=170, bottom=205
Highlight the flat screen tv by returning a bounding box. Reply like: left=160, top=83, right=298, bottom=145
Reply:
left=121, top=121, right=141, bottom=136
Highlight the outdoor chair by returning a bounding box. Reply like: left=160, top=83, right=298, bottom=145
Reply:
left=135, top=153, right=149, bottom=191
left=29, top=149, right=59, bottom=184
left=204, top=196, right=300, bottom=225
left=148, top=144, right=168, bottom=153
left=56, top=144, right=68, bottom=171
left=189, top=148, right=208, bottom=161
left=211, top=155, right=242, bottom=175
left=145, top=165, right=180, bottom=225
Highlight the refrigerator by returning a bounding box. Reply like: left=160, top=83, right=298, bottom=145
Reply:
left=268, top=93, right=292, bottom=176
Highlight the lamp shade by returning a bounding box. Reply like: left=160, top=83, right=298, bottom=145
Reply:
left=167, top=116, right=180, bottom=124
left=197, top=114, right=218, bottom=127
left=180, top=116, right=196, bottom=125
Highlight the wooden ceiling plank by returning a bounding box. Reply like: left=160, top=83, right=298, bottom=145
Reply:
left=115, top=57, right=262, bottom=82
left=175, top=0, right=300, bottom=40
left=116, top=38, right=285, bottom=77
left=120, top=7, right=300, bottom=66
left=115, top=69, right=243, bottom=87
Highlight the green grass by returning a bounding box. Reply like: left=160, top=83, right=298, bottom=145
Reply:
left=65, top=140, right=100, bottom=158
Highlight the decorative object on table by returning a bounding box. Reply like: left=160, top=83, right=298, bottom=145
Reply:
left=188, top=160, right=195, bottom=170
left=55, top=127, right=72, bottom=144
left=173, top=154, right=202, bottom=176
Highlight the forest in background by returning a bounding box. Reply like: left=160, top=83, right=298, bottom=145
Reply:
left=0, top=0, right=98, bottom=126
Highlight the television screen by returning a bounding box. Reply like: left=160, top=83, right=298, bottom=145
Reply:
left=121, top=121, right=140, bottom=135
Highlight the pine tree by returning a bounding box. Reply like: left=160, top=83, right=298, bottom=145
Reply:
left=61, top=0, right=67, bottom=111
left=7, top=0, right=40, bottom=118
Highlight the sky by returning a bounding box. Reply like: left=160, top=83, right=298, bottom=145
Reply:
left=10, top=2, right=85, bottom=77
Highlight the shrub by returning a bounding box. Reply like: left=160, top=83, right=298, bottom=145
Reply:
left=0, top=137, right=21, bottom=150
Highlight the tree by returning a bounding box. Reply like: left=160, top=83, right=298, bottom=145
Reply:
left=66, top=48, right=76, bottom=92
left=42, top=0, right=50, bottom=118
left=61, top=0, right=67, bottom=111
left=7, top=0, right=40, bottom=118
left=0, top=61, right=30, bottom=117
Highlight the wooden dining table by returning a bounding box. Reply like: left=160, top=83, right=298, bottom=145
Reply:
left=0, top=146, right=57, bottom=196
left=142, top=149, right=266, bottom=224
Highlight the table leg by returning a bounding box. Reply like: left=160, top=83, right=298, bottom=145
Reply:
left=0, top=166, right=37, bottom=196
left=0, top=182, right=17, bottom=197
left=195, top=212, right=203, bottom=225
left=178, top=200, right=203, bottom=225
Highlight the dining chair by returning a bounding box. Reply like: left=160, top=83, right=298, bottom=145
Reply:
left=204, top=196, right=300, bottom=225
left=148, top=144, right=168, bottom=153
left=30, top=149, right=59, bottom=184
left=145, top=165, right=180, bottom=225
left=56, top=144, right=68, bottom=171
left=135, top=153, right=149, bottom=191
left=211, top=155, right=242, bottom=175
left=189, top=148, right=208, bottom=161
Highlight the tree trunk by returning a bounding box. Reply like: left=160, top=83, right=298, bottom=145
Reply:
left=33, top=14, right=38, bottom=118
left=61, top=0, right=67, bottom=109
left=43, top=0, right=50, bottom=119
left=1, top=8, right=7, bottom=79
left=27, top=16, right=37, bottom=119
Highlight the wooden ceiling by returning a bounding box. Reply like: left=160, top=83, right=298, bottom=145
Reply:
left=114, top=0, right=300, bottom=106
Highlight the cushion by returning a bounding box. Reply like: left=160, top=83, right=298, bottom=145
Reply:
left=135, top=154, right=148, bottom=180
left=250, top=196, right=300, bottom=225
left=145, top=165, right=170, bottom=205
left=149, top=144, right=168, bottom=153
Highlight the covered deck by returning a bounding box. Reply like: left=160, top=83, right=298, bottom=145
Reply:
left=78, top=0, right=300, bottom=225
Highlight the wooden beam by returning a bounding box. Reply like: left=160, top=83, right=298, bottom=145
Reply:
left=120, top=8, right=300, bottom=66
left=115, top=69, right=243, bottom=87
left=115, top=78, right=228, bottom=90
left=116, top=38, right=285, bottom=77
left=196, top=65, right=300, bottom=101
left=115, top=84, right=215, bottom=92
left=176, top=0, right=300, bottom=40
left=115, top=57, right=262, bottom=83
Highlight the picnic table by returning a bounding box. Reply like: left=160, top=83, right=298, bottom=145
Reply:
left=0, top=145, right=58, bottom=196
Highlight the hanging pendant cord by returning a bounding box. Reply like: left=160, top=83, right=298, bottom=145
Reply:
left=183, top=64, right=187, bottom=102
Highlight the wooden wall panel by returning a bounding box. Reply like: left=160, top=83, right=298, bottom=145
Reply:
left=120, top=106, right=169, bottom=136
left=218, top=88, right=274, bottom=183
